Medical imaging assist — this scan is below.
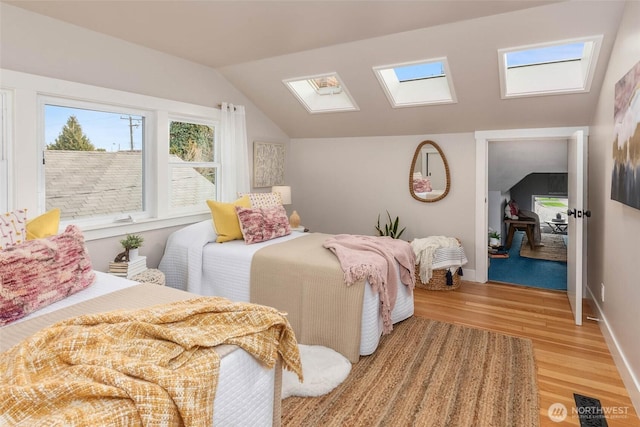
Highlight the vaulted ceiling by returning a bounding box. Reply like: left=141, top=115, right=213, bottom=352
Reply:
left=6, top=1, right=627, bottom=138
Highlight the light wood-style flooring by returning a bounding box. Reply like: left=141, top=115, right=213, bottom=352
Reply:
left=413, top=281, right=639, bottom=426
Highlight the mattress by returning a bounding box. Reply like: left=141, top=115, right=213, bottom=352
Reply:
left=1, top=271, right=279, bottom=426
left=194, top=232, right=414, bottom=355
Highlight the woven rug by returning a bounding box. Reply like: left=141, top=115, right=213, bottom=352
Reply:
left=521, top=233, right=567, bottom=262
left=282, top=316, right=539, bottom=427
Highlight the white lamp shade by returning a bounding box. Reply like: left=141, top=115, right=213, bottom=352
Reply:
left=272, top=186, right=292, bottom=205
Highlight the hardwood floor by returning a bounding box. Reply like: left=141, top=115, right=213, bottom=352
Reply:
left=413, top=281, right=639, bottom=426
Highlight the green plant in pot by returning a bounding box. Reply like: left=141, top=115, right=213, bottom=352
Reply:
left=115, top=234, right=144, bottom=262
left=488, top=231, right=501, bottom=246
left=375, top=211, right=406, bottom=239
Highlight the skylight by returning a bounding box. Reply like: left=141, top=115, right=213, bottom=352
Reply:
left=283, top=73, right=358, bottom=114
left=394, top=62, right=444, bottom=82
left=498, top=36, right=603, bottom=99
left=373, top=58, right=457, bottom=108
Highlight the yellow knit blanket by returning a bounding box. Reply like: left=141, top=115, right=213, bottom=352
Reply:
left=0, top=297, right=302, bottom=426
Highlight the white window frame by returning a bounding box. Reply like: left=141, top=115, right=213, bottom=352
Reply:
left=1, top=69, right=220, bottom=240
left=497, top=35, right=603, bottom=99
left=373, top=58, right=458, bottom=108
left=167, top=113, right=220, bottom=216
left=39, top=96, right=153, bottom=226
left=283, top=72, right=359, bottom=114
left=0, top=90, right=11, bottom=213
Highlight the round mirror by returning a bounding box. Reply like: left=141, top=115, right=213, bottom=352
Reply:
left=409, top=140, right=450, bottom=202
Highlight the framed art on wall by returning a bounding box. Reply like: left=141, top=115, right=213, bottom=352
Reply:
left=611, top=60, right=640, bottom=210
left=253, top=142, right=285, bottom=188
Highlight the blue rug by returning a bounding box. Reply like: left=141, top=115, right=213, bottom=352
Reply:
left=488, top=231, right=567, bottom=290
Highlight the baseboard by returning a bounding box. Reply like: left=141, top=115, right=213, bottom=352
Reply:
left=586, top=286, right=640, bottom=417
left=461, top=268, right=476, bottom=282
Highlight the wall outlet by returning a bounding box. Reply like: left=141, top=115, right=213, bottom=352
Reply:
left=601, top=283, right=605, bottom=303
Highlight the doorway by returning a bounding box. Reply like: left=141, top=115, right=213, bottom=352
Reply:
left=474, top=127, right=588, bottom=325
left=486, top=137, right=569, bottom=290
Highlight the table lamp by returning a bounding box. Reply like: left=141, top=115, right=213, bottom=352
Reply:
left=272, top=186, right=301, bottom=227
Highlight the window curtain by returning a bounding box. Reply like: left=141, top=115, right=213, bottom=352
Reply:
left=219, top=102, right=250, bottom=202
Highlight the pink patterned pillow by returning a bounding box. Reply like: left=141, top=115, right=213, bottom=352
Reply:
left=235, top=205, right=291, bottom=244
left=0, top=208, right=28, bottom=250
left=238, top=192, right=282, bottom=208
left=0, top=224, right=96, bottom=325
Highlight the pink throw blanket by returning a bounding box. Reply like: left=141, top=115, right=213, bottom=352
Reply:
left=323, top=234, right=415, bottom=334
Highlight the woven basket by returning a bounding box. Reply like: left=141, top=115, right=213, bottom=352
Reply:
left=414, top=266, right=461, bottom=291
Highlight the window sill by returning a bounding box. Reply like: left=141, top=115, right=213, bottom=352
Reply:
left=64, top=213, right=211, bottom=242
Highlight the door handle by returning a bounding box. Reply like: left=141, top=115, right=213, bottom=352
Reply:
left=567, top=209, right=591, bottom=218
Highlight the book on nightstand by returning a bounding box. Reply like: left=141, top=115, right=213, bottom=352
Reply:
left=108, top=256, right=148, bottom=279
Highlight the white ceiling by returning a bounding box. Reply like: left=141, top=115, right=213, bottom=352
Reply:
left=6, top=1, right=627, bottom=138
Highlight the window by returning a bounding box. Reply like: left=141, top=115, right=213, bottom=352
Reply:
left=168, top=118, right=218, bottom=212
left=498, top=36, right=603, bottom=99
left=394, top=62, right=444, bottom=82
left=43, top=101, right=146, bottom=222
left=533, top=196, right=568, bottom=223
left=373, top=58, right=457, bottom=108
left=283, top=73, right=359, bottom=113
left=0, top=69, right=223, bottom=238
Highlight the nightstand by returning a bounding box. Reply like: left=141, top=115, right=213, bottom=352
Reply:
left=131, top=268, right=165, bottom=286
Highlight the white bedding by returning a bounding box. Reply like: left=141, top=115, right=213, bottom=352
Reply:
left=2, top=271, right=278, bottom=427
left=159, top=220, right=414, bottom=356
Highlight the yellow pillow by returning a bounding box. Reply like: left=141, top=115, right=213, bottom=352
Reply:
left=206, top=196, right=250, bottom=243
left=26, top=208, right=61, bottom=240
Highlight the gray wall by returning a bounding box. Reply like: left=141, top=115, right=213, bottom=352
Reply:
left=510, top=173, right=568, bottom=212
left=587, top=1, right=640, bottom=409
left=288, top=133, right=477, bottom=278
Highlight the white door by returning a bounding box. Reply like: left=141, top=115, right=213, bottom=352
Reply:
left=567, top=130, right=587, bottom=326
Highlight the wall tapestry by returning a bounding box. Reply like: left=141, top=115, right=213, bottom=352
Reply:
left=253, top=142, right=285, bottom=188
left=611, top=60, right=640, bottom=210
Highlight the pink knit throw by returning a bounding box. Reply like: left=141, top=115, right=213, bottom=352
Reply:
left=323, top=234, right=415, bottom=334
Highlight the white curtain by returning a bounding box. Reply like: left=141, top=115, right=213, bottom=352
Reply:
left=219, top=102, right=250, bottom=202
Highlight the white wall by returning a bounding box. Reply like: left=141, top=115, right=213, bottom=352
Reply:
left=0, top=3, right=289, bottom=270
left=588, top=0, right=640, bottom=412
left=288, top=133, right=477, bottom=279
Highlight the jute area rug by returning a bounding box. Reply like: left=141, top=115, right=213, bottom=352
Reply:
left=281, top=316, right=539, bottom=427
left=521, top=233, right=567, bottom=262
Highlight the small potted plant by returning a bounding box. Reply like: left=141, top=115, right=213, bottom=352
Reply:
left=488, top=231, right=501, bottom=247
left=119, top=234, right=144, bottom=261
left=375, top=211, right=406, bottom=239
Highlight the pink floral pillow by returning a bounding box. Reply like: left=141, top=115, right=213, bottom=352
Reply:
left=235, top=205, right=291, bottom=244
left=412, top=178, right=432, bottom=193
left=0, top=225, right=96, bottom=325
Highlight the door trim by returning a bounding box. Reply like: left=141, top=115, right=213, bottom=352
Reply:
left=474, top=126, right=589, bottom=284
